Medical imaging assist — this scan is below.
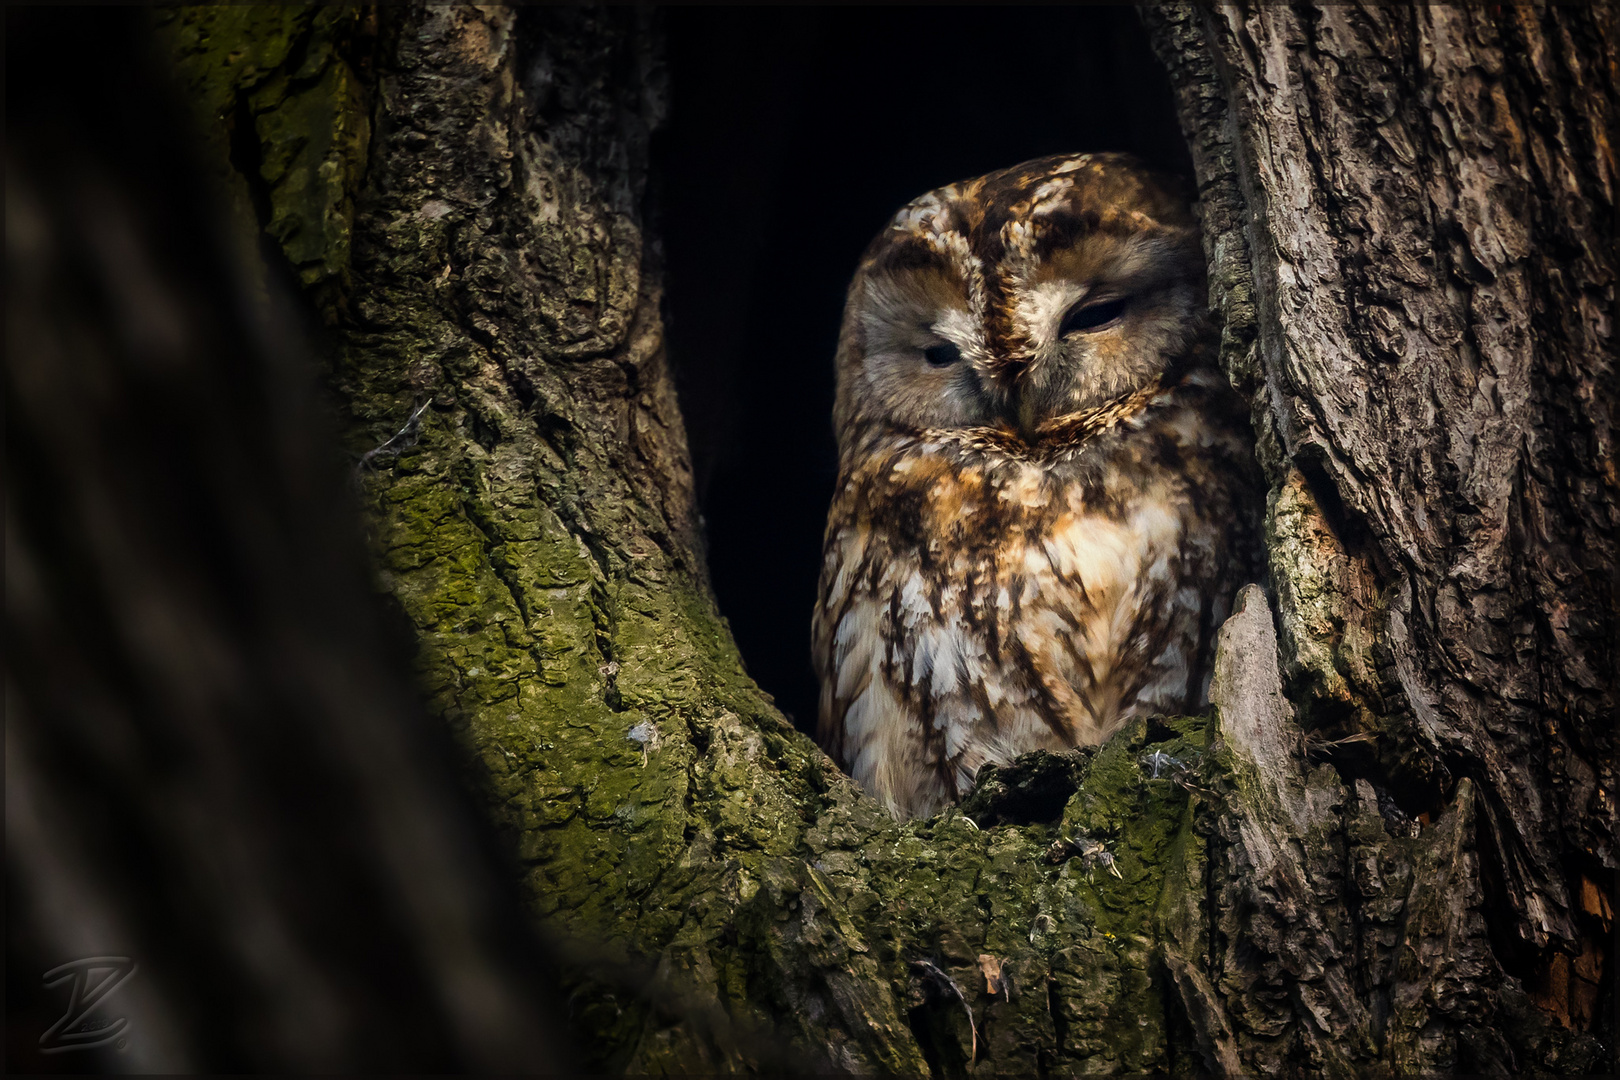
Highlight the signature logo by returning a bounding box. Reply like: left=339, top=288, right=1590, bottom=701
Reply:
left=40, top=957, right=137, bottom=1053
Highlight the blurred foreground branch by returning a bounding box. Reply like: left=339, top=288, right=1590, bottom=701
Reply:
left=5, top=9, right=572, bottom=1071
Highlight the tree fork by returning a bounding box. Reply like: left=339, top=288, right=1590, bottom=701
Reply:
left=21, top=3, right=1607, bottom=1073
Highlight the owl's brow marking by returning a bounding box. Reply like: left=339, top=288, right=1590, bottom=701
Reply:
left=871, top=236, right=952, bottom=275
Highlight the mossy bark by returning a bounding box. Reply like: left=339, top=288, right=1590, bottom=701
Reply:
left=161, top=4, right=1614, bottom=1075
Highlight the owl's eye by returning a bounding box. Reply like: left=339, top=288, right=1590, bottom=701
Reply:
left=923, top=342, right=963, bottom=367
left=1059, top=296, right=1129, bottom=335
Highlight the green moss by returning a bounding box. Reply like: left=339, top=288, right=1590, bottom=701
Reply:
left=778, top=716, right=1213, bottom=1075
left=157, top=5, right=369, bottom=317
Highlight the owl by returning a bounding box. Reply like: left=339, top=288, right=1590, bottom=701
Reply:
left=812, top=153, right=1262, bottom=820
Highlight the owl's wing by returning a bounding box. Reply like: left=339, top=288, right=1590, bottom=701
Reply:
left=815, top=524, right=969, bottom=818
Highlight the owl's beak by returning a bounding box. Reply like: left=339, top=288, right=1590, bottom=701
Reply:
left=1007, top=359, right=1068, bottom=443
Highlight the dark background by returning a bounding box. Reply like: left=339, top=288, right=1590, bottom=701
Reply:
left=656, top=8, right=1190, bottom=733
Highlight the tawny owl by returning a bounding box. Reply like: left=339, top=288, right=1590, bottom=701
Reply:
left=812, top=153, right=1262, bottom=820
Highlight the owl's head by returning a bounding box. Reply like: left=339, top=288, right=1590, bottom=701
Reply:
left=832, top=153, right=1206, bottom=456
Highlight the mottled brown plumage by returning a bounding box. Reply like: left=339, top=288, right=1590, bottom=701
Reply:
left=813, top=153, right=1262, bottom=819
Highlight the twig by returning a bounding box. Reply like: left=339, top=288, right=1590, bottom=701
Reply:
left=356, top=399, right=432, bottom=473
left=1305, top=730, right=1379, bottom=760
left=909, top=959, right=979, bottom=1063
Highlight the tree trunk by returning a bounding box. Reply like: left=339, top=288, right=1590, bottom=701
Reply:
left=1143, top=5, right=1617, bottom=1072
left=20, top=3, right=1610, bottom=1074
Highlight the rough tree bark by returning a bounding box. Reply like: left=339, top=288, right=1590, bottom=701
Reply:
left=135, top=3, right=1615, bottom=1074
left=1143, top=6, right=1617, bottom=1073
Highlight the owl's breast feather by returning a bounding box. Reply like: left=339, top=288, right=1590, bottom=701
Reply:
left=818, top=390, right=1247, bottom=817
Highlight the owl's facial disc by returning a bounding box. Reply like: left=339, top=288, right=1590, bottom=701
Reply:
left=850, top=269, right=999, bottom=433
left=1010, top=241, right=1204, bottom=430
left=833, top=153, right=1209, bottom=460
